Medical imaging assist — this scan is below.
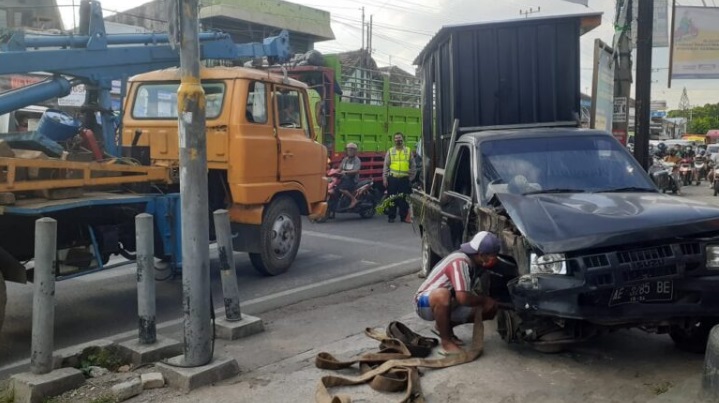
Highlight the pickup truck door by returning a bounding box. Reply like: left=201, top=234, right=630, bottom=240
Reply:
left=438, top=144, right=475, bottom=256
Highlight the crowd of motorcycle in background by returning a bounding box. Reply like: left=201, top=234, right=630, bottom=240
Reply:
left=647, top=141, right=719, bottom=196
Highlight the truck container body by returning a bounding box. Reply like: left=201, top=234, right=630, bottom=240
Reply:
left=283, top=54, right=422, bottom=184
left=414, top=13, right=601, bottom=187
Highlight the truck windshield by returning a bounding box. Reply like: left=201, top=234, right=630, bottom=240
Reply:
left=131, top=82, right=225, bottom=119
left=480, top=135, right=656, bottom=200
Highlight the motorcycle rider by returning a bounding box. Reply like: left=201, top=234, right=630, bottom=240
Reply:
left=664, top=149, right=681, bottom=164
left=338, top=143, right=362, bottom=209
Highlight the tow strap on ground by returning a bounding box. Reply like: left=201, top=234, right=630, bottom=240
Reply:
left=314, top=311, right=485, bottom=402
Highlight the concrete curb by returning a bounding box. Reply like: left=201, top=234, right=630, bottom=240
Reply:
left=0, top=257, right=420, bottom=379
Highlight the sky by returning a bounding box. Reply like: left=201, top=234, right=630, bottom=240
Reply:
left=55, top=0, right=719, bottom=109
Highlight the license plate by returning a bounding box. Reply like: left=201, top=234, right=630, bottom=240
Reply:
left=608, top=280, right=673, bottom=306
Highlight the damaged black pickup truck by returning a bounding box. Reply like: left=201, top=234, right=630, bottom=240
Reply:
left=411, top=128, right=719, bottom=352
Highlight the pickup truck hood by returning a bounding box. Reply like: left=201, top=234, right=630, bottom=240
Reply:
left=495, top=192, right=719, bottom=253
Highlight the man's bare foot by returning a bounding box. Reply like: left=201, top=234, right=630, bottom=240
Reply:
left=349, top=199, right=358, bottom=208
left=439, top=339, right=463, bottom=354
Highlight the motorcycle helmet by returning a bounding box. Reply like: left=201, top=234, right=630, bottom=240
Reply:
left=700, top=149, right=706, bottom=156
left=658, top=142, right=667, bottom=151
left=346, top=142, right=358, bottom=150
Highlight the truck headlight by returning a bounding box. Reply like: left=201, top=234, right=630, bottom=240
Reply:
left=530, top=253, right=567, bottom=275
left=706, top=245, right=719, bottom=269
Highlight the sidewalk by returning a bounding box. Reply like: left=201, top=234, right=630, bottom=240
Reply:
left=34, top=272, right=711, bottom=403
left=128, top=273, right=710, bottom=403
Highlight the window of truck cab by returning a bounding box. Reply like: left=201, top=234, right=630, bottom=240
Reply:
left=273, top=86, right=310, bottom=138
left=131, top=82, right=226, bottom=119
left=443, top=144, right=475, bottom=200
left=245, top=81, right=267, bottom=124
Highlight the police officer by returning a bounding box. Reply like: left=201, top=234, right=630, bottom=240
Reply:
left=383, top=132, right=416, bottom=223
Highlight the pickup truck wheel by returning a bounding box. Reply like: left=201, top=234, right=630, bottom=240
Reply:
left=249, top=197, right=301, bottom=276
left=0, top=271, right=6, bottom=333
left=670, top=319, right=719, bottom=353
left=420, top=232, right=439, bottom=278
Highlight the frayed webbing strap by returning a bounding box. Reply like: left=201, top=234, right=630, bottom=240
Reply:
left=314, top=311, right=485, bottom=403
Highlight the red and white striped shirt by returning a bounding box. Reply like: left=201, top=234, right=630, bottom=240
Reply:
left=415, top=252, right=475, bottom=301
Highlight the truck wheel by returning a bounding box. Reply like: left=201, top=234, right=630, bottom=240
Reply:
left=670, top=319, right=719, bottom=353
left=0, top=271, right=6, bottom=333
left=249, top=197, right=301, bottom=276
left=420, top=231, right=439, bottom=278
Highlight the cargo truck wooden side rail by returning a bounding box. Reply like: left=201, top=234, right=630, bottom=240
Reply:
left=0, top=157, right=170, bottom=193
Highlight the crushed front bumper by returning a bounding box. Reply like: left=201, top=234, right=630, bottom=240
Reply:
left=508, top=273, right=719, bottom=325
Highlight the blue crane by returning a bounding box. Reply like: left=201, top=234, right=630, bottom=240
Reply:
left=0, top=0, right=290, bottom=156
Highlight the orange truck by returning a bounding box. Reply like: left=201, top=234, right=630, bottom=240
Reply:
left=121, top=67, right=329, bottom=275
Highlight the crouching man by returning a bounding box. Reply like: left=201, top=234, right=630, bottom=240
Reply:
left=415, top=231, right=500, bottom=355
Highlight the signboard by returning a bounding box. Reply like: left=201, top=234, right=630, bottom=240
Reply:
left=650, top=100, right=667, bottom=110
left=632, top=0, right=669, bottom=48
left=613, top=97, right=628, bottom=123
left=670, top=6, right=719, bottom=80
left=58, top=84, right=86, bottom=107
left=590, top=39, right=614, bottom=132
left=651, top=110, right=667, bottom=118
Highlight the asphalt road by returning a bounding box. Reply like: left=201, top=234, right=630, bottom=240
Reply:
left=0, top=213, right=422, bottom=367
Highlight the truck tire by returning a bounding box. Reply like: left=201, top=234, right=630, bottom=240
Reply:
left=670, top=319, right=719, bottom=353
left=420, top=231, right=439, bottom=278
left=0, top=271, right=6, bottom=333
left=249, top=197, right=301, bottom=276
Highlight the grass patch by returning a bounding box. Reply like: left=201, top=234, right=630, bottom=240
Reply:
left=0, top=387, right=13, bottom=403
left=89, top=394, right=117, bottom=403
left=76, top=345, right=128, bottom=376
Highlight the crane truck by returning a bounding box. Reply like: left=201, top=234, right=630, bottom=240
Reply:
left=0, top=0, right=327, bottom=332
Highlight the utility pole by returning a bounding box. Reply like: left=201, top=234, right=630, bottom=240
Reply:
left=520, top=7, right=541, bottom=18
left=635, top=0, right=654, bottom=170
left=177, top=0, right=212, bottom=366
left=368, top=15, right=373, bottom=55
left=612, top=0, right=632, bottom=148
left=361, top=7, right=365, bottom=50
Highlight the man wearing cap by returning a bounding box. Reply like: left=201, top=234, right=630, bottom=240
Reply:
left=415, top=231, right=500, bottom=355
left=338, top=143, right=362, bottom=209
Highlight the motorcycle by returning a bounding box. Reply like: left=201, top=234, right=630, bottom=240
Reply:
left=710, top=162, right=719, bottom=197
left=315, top=167, right=379, bottom=222
left=694, top=155, right=707, bottom=184
left=678, top=157, right=695, bottom=186
left=649, top=157, right=680, bottom=194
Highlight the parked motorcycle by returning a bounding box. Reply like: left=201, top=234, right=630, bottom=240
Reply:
left=678, top=157, right=695, bottom=186
left=315, top=167, right=379, bottom=222
left=649, top=157, right=680, bottom=194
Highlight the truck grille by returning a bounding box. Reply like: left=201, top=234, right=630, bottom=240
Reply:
left=583, top=255, right=609, bottom=268
left=680, top=243, right=701, bottom=256
left=617, top=245, right=673, bottom=265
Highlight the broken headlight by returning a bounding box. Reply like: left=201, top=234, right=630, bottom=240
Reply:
left=706, top=245, right=719, bottom=269
left=529, top=253, right=567, bottom=275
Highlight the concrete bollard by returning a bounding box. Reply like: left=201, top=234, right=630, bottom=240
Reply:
left=136, top=213, right=156, bottom=344
left=213, top=209, right=242, bottom=321
left=31, top=217, right=57, bottom=375
left=703, top=324, right=719, bottom=398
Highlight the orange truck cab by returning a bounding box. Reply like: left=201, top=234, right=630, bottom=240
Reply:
left=122, top=67, right=327, bottom=275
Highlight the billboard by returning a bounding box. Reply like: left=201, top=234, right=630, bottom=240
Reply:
left=670, top=6, right=719, bottom=81
left=590, top=39, right=614, bottom=132
left=632, top=0, right=669, bottom=48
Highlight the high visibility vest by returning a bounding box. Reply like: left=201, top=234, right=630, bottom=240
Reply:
left=389, top=147, right=411, bottom=177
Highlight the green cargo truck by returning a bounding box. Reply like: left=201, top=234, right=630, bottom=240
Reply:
left=282, top=53, right=422, bottom=185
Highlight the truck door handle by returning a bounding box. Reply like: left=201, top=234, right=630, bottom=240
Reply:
left=283, top=151, right=294, bottom=158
